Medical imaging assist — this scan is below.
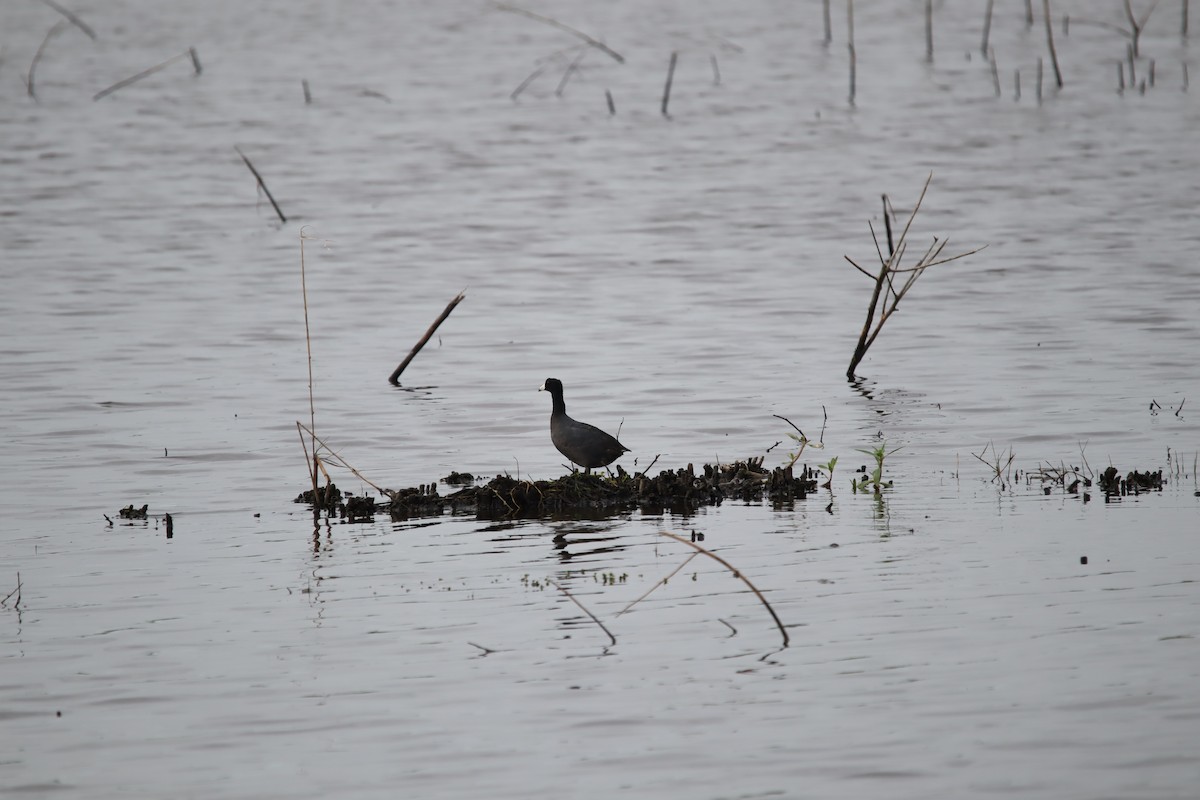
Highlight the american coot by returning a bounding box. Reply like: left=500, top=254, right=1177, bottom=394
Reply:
left=539, top=378, right=629, bottom=473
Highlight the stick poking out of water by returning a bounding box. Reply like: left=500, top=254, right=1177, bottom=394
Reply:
left=27, top=20, right=69, bottom=100
left=496, top=4, right=625, bottom=64
left=661, top=51, right=677, bottom=117
left=93, top=47, right=202, bottom=101
left=658, top=531, right=790, bottom=647
left=1043, top=0, right=1064, bottom=88
left=235, top=146, right=287, bottom=224
left=388, top=291, right=467, bottom=385
left=39, top=0, right=96, bottom=40
left=848, top=0, right=857, bottom=106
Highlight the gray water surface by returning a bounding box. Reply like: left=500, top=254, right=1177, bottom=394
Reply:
left=3, top=2, right=1199, bottom=798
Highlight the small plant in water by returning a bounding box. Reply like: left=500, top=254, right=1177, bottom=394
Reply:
left=818, top=456, right=838, bottom=489
left=855, top=443, right=901, bottom=493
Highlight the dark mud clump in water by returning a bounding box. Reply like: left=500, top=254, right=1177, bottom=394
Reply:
left=296, top=458, right=819, bottom=521
left=1098, top=466, right=1164, bottom=497
left=118, top=504, right=149, bottom=519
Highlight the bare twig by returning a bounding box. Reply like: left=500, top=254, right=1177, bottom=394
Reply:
left=658, top=531, right=789, bottom=647
left=925, top=0, right=934, bottom=62
left=39, top=0, right=96, bottom=40
left=1043, top=0, right=1063, bottom=88
left=27, top=20, right=68, bottom=100
left=547, top=579, right=617, bottom=646
left=847, top=0, right=856, bottom=105
left=617, top=552, right=699, bottom=616
left=981, top=0, right=994, bottom=57
left=93, top=48, right=201, bottom=101
left=555, top=48, right=587, bottom=97
left=511, top=63, right=547, bottom=101
left=1, top=572, right=21, bottom=608
left=661, top=51, right=677, bottom=117
left=297, top=422, right=387, bottom=495
left=235, top=146, right=287, bottom=224
left=846, top=174, right=985, bottom=378
left=1124, top=0, right=1162, bottom=57
left=496, top=4, right=624, bottom=63
left=388, top=291, right=466, bottom=385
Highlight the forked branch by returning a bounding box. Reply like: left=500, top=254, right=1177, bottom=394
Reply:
left=845, top=173, right=985, bottom=378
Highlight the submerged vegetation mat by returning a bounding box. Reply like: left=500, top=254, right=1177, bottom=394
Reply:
left=295, top=457, right=820, bottom=521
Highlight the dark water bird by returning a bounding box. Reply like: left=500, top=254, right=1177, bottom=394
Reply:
left=539, top=378, right=629, bottom=473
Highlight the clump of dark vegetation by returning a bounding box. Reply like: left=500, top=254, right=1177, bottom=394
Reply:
left=1098, top=466, right=1164, bottom=497
left=118, top=504, right=149, bottom=520
left=296, top=458, right=819, bottom=521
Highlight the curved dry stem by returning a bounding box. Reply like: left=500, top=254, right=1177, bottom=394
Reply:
left=658, top=531, right=789, bottom=647
left=496, top=4, right=625, bottom=64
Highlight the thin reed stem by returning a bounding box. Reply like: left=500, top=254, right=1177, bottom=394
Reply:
left=981, top=0, right=994, bottom=57
left=617, top=552, right=699, bottom=616
left=39, top=0, right=96, bottom=40
left=27, top=20, right=68, bottom=100
left=661, top=51, right=677, bottom=117
left=1043, top=0, right=1064, bottom=88
left=93, top=48, right=201, bottom=101
left=847, top=0, right=856, bottom=105
left=496, top=4, right=624, bottom=63
left=299, top=230, right=318, bottom=496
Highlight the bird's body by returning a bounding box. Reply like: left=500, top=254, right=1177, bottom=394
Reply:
left=539, top=378, right=629, bottom=473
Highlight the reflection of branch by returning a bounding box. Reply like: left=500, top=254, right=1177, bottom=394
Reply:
left=547, top=579, right=616, bottom=646
left=658, top=531, right=789, bottom=647
left=496, top=4, right=625, bottom=63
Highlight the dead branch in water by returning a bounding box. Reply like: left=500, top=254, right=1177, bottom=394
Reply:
left=658, top=531, right=790, bottom=647
left=40, top=0, right=97, bottom=40
left=297, top=422, right=387, bottom=495
left=235, top=146, right=287, bottom=224
left=925, top=0, right=934, bottom=62
left=661, top=51, right=677, bottom=117
left=547, top=579, right=617, bottom=646
left=388, top=291, right=466, bottom=385
left=93, top=47, right=201, bottom=101
left=1124, top=0, right=1161, bottom=57
left=845, top=174, right=985, bottom=379
left=981, top=0, right=994, bottom=57
left=617, top=552, right=699, bottom=616
left=26, top=20, right=68, bottom=100
left=555, top=49, right=587, bottom=97
left=847, top=0, right=857, bottom=105
left=496, top=4, right=624, bottom=64
left=1043, top=0, right=1064, bottom=88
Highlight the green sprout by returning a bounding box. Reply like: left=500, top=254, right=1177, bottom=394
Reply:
left=854, top=443, right=901, bottom=493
